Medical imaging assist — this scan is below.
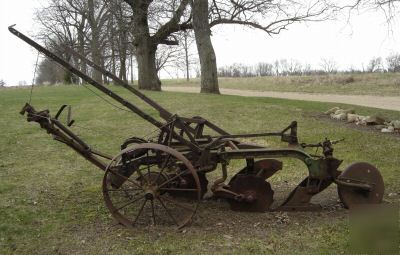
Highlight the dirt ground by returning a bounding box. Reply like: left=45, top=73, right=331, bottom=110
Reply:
left=164, top=87, right=400, bottom=111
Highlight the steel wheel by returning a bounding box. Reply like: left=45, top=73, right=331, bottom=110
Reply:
left=103, top=143, right=201, bottom=228
left=337, top=162, right=384, bottom=209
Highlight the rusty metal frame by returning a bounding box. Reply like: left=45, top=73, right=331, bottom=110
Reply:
left=10, top=25, right=382, bottom=227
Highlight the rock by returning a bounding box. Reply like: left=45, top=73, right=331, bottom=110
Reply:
left=374, top=125, right=387, bottom=130
left=356, top=116, right=369, bottom=125
left=388, top=193, right=398, bottom=198
left=324, top=107, right=340, bottom=115
left=335, top=109, right=355, bottom=115
left=391, top=120, right=400, bottom=129
left=365, top=115, right=386, bottom=125
left=331, top=113, right=347, bottom=121
left=347, top=113, right=360, bottom=123
left=381, top=126, right=395, bottom=133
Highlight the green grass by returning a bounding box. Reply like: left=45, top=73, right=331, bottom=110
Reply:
left=0, top=85, right=399, bottom=254
left=162, top=73, right=400, bottom=96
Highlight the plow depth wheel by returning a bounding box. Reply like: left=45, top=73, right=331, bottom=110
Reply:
left=103, top=143, right=201, bottom=228
left=337, top=162, right=384, bottom=209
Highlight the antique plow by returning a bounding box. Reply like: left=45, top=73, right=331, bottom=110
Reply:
left=10, top=26, right=385, bottom=228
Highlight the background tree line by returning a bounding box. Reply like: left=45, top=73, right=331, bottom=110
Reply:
left=33, top=0, right=399, bottom=93
left=217, top=54, right=400, bottom=78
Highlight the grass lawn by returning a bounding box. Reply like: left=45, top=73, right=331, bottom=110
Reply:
left=162, top=73, right=400, bottom=96
left=0, top=85, right=399, bottom=254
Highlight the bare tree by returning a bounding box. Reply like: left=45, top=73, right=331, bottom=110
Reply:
left=274, top=60, right=280, bottom=76
left=180, top=31, right=196, bottom=81
left=256, top=62, right=274, bottom=77
left=320, top=58, right=338, bottom=73
left=35, top=0, right=110, bottom=84
left=367, top=57, right=383, bottom=72
left=155, top=45, right=185, bottom=74
left=123, top=0, right=191, bottom=91
left=36, top=57, right=66, bottom=84
left=191, top=0, right=336, bottom=93
left=0, top=79, right=5, bottom=87
left=18, top=81, right=28, bottom=86
left=191, top=0, right=219, bottom=93
left=106, top=0, right=134, bottom=82
left=161, top=31, right=197, bottom=80
left=302, top=63, right=312, bottom=75
left=346, top=0, right=400, bottom=23
left=386, top=53, right=400, bottom=72
left=34, top=0, right=83, bottom=83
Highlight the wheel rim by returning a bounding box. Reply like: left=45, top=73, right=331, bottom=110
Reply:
left=103, top=143, right=201, bottom=228
left=337, top=162, right=384, bottom=209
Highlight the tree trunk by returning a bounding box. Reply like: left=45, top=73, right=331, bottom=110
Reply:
left=192, top=0, right=220, bottom=94
left=130, top=53, right=134, bottom=84
left=77, top=18, right=87, bottom=80
left=131, top=1, right=161, bottom=91
left=88, top=0, right=103, bottom=84
left=184, top=32, right=190, bottom=81
left=118, top=30, right=128, bottom=82
left=136, top=41, right=161, bottom=90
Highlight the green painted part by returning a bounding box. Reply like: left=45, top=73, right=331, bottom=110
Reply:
left=306, top=158, right=329, bottom=178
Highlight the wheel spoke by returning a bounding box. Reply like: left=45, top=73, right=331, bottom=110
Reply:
left=108, top=168, right=143, bottom=190
left=161, top=196, right=196, bottom=212
left=146, top=150, right=151, bottom=181
left=132, top=199, right=147, bottom=226
left=154, top=154, right=172, bottom=184
left=114, top=194, right=145, bottom=212
left=136, top=163, right=158, bottom=173
left=158, top=169, right=191, bottom=189
left=105, top=145, right=199, bottom=228
left=136, top=168, right=145, bottom=182
left=150, top=199, right=156, bottom=226
left=157, top=197, right=179, bottom=226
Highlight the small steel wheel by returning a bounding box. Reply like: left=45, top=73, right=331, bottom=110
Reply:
left=103, top=143, right=201, bottom=228
left=337, top=162, right=384, bottom=209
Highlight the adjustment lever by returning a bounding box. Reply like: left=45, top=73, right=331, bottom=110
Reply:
left=55, top=105, right=67, bottom=119
left=54, top=105, right=75, bottom=126
left=67, top=105, right=74, bottom=127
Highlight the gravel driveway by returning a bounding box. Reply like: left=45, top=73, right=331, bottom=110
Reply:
left=164, top=86, right=400, bottom=111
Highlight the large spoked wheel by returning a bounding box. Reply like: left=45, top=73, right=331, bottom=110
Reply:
left=103, top=143, right=201, bottom=228
left=337, top=162, right=385, bottom=209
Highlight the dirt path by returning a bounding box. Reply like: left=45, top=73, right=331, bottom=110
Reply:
left=164, top=86, right=400, bottom=111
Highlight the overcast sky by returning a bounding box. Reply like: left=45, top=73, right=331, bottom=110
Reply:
left=0, top=0, right=399, bottom=86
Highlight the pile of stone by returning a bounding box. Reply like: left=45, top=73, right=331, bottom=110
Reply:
left=324, top=107, right=400, bottom=133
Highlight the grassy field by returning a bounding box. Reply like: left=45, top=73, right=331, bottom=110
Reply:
left=0, top=85, right=399, bottom=254
left=162, top=73, right=400, bottom=96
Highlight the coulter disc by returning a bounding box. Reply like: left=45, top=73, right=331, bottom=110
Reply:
left=227, top=175, right=274, bottom=212
left=337, top=162, right=384, bottom=209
